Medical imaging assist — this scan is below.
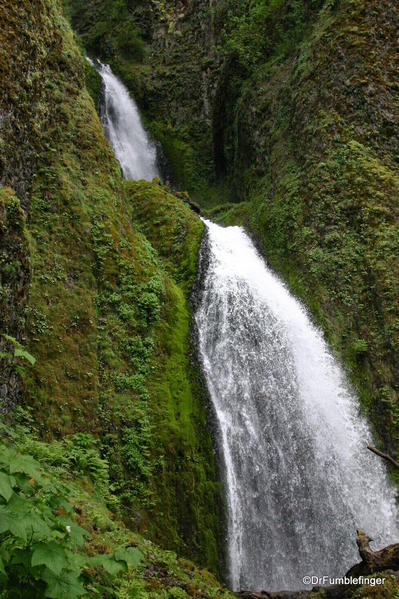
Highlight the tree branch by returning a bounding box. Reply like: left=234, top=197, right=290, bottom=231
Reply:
left=367, top=445, right=399, bottom=470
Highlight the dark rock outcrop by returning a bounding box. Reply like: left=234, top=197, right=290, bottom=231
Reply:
left=0, top=188, right=31, bottom=415
left=347, top=529, right=399, bottom=577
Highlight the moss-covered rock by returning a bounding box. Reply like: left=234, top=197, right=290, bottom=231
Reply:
left=125, top=180, right=224, bottom=570
left=0, top=0, right=222, bottom=576
left=0, top=188, right=31, bottom=414
left=219, top=0, right=399, bottom=457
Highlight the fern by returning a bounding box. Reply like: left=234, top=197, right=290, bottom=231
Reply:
left=0, top=435, right=143, bottom=598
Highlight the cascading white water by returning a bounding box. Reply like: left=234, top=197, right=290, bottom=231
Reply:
left=196, top=219, right=399, bottom=592
left=89, top=59, right=159, bottom=181
left=87, top=52, right=398, bottom=592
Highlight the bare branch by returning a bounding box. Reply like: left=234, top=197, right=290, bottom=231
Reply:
left=367, top=445, right=399, bottom=470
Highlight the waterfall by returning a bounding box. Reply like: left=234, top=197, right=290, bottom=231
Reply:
left=195, top=219, right=399, bottom=592
left=88, top=59, right=159, bottom=181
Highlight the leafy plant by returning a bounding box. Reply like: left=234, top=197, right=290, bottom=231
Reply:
left=63, top=433, right=110, bottom=494
left=0, top=334, right=36, bottom=368
left=0, top=436, right=143, bottom=598
left=0, top=440, right=87, bottom=598
left=352, top=339, right=368, bottom=356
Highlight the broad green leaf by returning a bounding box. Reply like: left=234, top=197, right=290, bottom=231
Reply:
left=9, top=453, right=40, bottom=476
left=14, top=348, right=36, bottom=365
left=13, top=472, right=36, bottom=494
left=10, top=548, right=32, bottom=569
left=43, top=568, right=87, bottom=599
left=65, top=550, right=86, bottom=569
left=6, top=492, right=30, bottom=510
left=32, top=542, right=68, bottom=576
left=0, top=446, right=17, bottom=467
left=0, top=497, right=51, bottom=541
left=57, top=518, right=89, bottom=547
left=0, top=512, right=27, bottom=541
left=89, top=554, right=125, bottom=575
left=114, top=547, right=143, bottom=568
left=88, top=554, right=106, bottom=568
left=0, top=472, right=14, bottom=502
left=105, top=559, right=126, bottom=575
left=29, top=515, right=53, bottom=539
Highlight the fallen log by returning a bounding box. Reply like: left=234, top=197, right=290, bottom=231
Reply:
left=367, top=445, right=399, bottom=470
left=346, top=529, right=399, bottom=577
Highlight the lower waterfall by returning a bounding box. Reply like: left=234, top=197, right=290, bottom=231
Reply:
left=195, top=219, right=399, bottom=592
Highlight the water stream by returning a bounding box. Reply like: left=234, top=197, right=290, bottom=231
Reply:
left=195, top=220, right=399, bottom=591
left=90, top=61, right=399, bottom=593
left=88, top=59, right=159, bottom=181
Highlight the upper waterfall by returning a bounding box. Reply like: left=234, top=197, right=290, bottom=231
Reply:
left=89, top=59, right=159, bottom=181
left=195, top=219, right=399, bottom=592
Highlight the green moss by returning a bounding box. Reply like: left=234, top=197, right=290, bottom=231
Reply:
left=126, top=180, right=204, bottom=295
left=85, top=59, right=102, bottom=107
left=0, top=188, right=31, bottom=413
left=62, top=0, right=145, bottom=62
left=0, top=188, right=30, bottom=333
left=144, top=277, right=220, bottom=568
left=145, top=123, right=216, bottom=204
left=124, top=180, right=223, bottom=571
left=1, top=0, right=222, bottom=577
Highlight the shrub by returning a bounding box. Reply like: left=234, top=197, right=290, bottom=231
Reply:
left=0, top=436, right=142, bottom=598
left=353, top=338, right=368, bottom=356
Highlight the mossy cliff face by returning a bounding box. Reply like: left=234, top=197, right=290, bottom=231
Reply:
left=0, top=0, right=63, bottom=209
left=0, top=188, right=31, bottom=414
left=66, top=0, right=399, bottom=460
left=0, top=0, right=222, bottom=575
left=126, top=181, right=223, bottom=567
left=218, top=0, right=399, bottom=456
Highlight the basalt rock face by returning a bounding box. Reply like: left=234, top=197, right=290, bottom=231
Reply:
left=0, top=1, right=64, bottom=210
left=0, top=188, right=31, bottom=415
left=0, top=2, right=55, bottom=414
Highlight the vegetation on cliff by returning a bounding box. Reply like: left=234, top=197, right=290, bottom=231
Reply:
left=66, top=0, right=399, bottom=462
left=215, top=0, right=399, bottom=460
left=0, top=416, right=233, bottom=598
left=0, top=0, right=225, bottom=595
left=60, top=1, right=399, bottom=592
